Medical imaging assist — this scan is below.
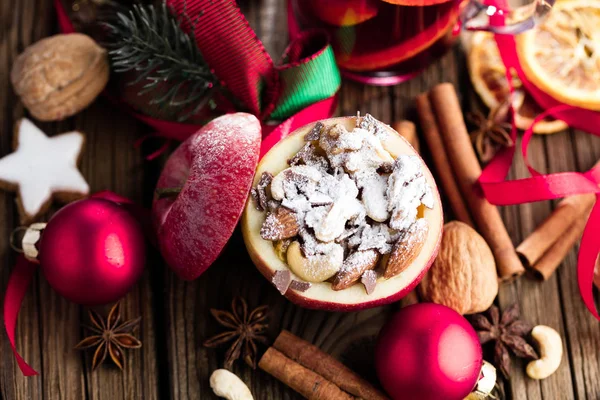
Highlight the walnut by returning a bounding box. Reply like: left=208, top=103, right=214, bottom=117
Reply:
left=418, top=221, right=499, bottom=314
left=11, top=33, right=109, bottom=121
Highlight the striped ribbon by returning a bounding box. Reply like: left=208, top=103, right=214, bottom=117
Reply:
left=53, top=0, right=341, bottom=151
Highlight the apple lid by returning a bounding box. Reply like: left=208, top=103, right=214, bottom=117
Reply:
left=153, top=113, right=262, bottom=280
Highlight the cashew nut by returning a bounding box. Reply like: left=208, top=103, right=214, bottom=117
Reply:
left=311, top=200, right=362, bottom=242
left=359, top=173, right=389, bottom=222
left=210, top=369, right=254, bottom=400
left=286, top=241, right=343, bottom=282
left=526, top=325, right=563, bottom=380
left=363, top=134, right=394, bottom=164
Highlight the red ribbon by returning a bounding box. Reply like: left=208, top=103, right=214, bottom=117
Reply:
left=478, top=28, right=600, bottom=319
left=54, top=0, right=338, bottom=156
left=167, top=0, right=278, bottom=118
left=260, top=96, right=338, bottom=157
left=4, top=256, right=39, bottom=376
left=4, top=191, right=148, bottom=376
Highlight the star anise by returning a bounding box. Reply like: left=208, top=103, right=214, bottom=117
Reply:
left=203, top=297, right=269, bottom=369
left=470, top=304, right=538, bottom=379
left=467, top=102, right=514, bottom=163
left=75, top=302, right=142, bottom=371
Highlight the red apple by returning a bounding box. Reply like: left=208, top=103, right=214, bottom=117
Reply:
left=153, top=113, right=261, bottom=280
left=241, top=116, right=443, bottom=311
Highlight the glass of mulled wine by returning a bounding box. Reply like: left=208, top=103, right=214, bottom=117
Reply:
left=289, top=0, right=555, bottom=85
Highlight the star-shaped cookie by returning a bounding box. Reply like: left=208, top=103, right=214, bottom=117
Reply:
left=0, top=119, right=89, bottom=223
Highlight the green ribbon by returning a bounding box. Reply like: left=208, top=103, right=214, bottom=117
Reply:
left=269, top=35, right=341, bottom=121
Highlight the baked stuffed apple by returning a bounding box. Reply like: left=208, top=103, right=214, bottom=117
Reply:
left=242, top=114, right=443, bottom=311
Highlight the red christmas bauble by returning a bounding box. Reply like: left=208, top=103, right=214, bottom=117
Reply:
left=375, top=303, right=483, bottom=400
left=38, top=198, right=146, bottom=305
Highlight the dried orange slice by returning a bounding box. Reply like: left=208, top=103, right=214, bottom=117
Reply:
left=468, top=31, right=568, bottom=134
left=516, top=0, right=600, bottom=111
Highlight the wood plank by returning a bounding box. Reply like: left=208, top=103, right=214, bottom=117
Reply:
left=76, top=105, right=161, bottom=400
left=0, top=1, right=162, bottom=399
left=497, top=132, right=575, bottom=400
left=461, top=32, right=581, bottom=396
left=0, top=0, right=54, bottom=398
left=555, top=130, right=600, bottom=400
left=5, top=0, right=600, bottom=399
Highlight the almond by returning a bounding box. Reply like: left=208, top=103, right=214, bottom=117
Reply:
left=251, top=172, right=273, bottom=211
left=383, top=219, right=428, bottom=279
left=361, top=270, right=378, bottom=295
left=260, top=207, right=300, bottom=241
left=272, top=270, right=292, bottom=295
left=418, top=221, right=498, bottom=315
left=331, top=250, right=380, bottom=291
left=304, top=121, right=324, bottom=141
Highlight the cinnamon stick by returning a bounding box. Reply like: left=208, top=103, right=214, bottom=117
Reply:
left=393, top=120, right=420, bottom=152
left=416, top=93, right=475, bottom=227
left=429, top=83, right=524, bottom=280
left=272, top=330, right=389, bottom=400
left=517, top=193, right=596, bottom=268
left=532, top=206, right=592, bottom=280
left=259, top=347, right=354, bottom=400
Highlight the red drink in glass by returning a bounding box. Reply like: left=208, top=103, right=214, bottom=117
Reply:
left=290, top=0, right=463, bottom=85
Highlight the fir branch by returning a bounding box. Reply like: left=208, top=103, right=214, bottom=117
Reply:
left=105, top=2, right=218, bottom=121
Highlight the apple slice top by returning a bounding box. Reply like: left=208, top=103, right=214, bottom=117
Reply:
left=153, top=113, right=261, bottom=280
left=242, top=116, right=443, bottom=311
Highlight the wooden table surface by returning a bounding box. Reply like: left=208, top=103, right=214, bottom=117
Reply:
left=2, top=1, right=600, bottom=399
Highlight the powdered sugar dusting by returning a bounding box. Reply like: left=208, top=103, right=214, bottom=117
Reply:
left=353, top=223, right=394, bottom=254
left=289, top=280, right=311, bottom=292
left=255, top=114, right=434, bottom=291
left=339, top=250, right=378, bottom=276
left=361, top=270, right=377, bottom=295
left=154, top=113, right=261, bottom=280
left=0, top=118, right=89, bottom=219
left=387, top=156, right=434, bottom=231
left=393, top=219, right=429, bottom=264
left=272, top=270, right=291, bottom=295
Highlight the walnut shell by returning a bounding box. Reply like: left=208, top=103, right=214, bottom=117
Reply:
left=419, top=221, right=498, bottom=315
left=11, top=33, right=109, bottom=121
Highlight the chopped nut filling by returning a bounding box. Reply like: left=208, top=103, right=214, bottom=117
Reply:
left=255, top=114, right=434, bottom=294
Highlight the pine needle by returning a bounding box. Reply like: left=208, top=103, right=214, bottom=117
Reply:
left=105, top=2, right=218, bottom=121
